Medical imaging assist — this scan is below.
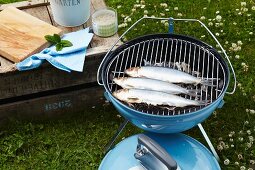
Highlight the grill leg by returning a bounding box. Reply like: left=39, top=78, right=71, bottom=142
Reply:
left=198, top=123, right=220, bottom=161
left=104, top=119, right=129, bottom=153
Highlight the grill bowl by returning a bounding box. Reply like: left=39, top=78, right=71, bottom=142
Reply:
left=105, top=91, right=224, bottom=133
left=101, top=33, right=229, bottom=133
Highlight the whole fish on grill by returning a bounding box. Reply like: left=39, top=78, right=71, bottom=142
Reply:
left=113, top=89, right=207, bottom=107
left=125, top=66, right=215, bottom=86
left=113, top=77, right=200, bottom=97
left=143, top=60, right=201, bottom=76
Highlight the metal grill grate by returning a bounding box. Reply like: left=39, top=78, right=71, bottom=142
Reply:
left=106, top=37, right=226, bottom=116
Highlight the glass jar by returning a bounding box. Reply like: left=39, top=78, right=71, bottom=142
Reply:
left=92, top=7, right=118, bottom=37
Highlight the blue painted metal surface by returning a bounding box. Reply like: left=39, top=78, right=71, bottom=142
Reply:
left=99, top=133, right=220, bottom=170
left=101, top=32, right=230, bottom=133
left=168, top=17, right=174, bottom=33
left=105, top=91, right=225, bottom=133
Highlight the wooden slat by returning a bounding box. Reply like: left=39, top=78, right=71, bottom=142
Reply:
left=0, top=54, right=15, bottom=73
left=0, top=57, right=13, bottom=67
left=22, top=5, right=52, bottom=24
left=91, top=0, right=107, bottom=9
left=91, top=34, right=120, bottom=49
left=0, top=53, right=104, bottom=100
left=0, top=63, right=16, bottom=73
left=0, top=86, right=104, bottom=120
left=86, top=0, right=95, bottom=27
left=86, top=45, right=115, bottom=57
left=0, top=0, right=49, bottom=11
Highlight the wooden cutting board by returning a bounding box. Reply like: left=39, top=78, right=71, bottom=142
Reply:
left=0, top=7, right=62, bottom=63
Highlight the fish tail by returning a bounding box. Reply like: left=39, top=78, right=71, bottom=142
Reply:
left=187, top=89, right=201, bottom=97
left=200, top=79, right=218, bottom=87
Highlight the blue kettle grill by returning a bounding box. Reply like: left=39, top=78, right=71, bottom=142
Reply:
left=97, top=17, right=236, bottom=170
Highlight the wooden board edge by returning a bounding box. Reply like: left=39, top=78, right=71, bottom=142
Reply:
left=0, top=1, right=49, bottom=11
left=0, top=64, right=16, bottom=73
left=86, top=44, right=120, bottom=57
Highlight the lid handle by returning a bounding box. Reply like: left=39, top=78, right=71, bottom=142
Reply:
left=135, top=134, right=177, bottom=170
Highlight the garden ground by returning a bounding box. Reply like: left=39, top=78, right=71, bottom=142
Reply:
left=0, top=0, right=255, bottom=169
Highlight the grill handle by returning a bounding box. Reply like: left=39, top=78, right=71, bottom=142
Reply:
left=135, top=134, right=178, bottom=170
left=179, top=18, right=237, bottom=94
left=97, top=17, right=236, bottom=94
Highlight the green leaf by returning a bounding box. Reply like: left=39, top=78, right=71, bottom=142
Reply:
left=45, top=34, right=72, bottom=51
left=60, top=40, right=73, bottom=47
left=53, top=34, right=61, bottom=43
left=56, top=44, right=63, bottom=51
left=44, top=35, right=58, bottom=44
left=44, top=34, right=61, bottom=44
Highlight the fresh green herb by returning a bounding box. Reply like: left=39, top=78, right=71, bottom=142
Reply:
left=53, top=34, right=61, bottom=43
left=61, top=40, right=73, bottom=47
left=44, top=34, right=60, bottom=44
left=44, top=34, right=73, bottom=51
left=55, top=43, right=64, bottom=51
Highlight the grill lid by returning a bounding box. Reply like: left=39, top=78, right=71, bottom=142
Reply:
left=99, top=133, right=220, bottom=170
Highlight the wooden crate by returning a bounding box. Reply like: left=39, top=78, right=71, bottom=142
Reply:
left=0, top=0, right=120, bottom=118
left=0, top=86, right=106, bottom=122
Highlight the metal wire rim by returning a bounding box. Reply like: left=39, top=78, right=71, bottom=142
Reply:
left=103, top=34, right=228, bottom=116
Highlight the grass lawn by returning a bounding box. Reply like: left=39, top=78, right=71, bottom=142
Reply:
left=1, top=0, right=255, bottom=169
left=0, top=0, right=23, bottom=3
